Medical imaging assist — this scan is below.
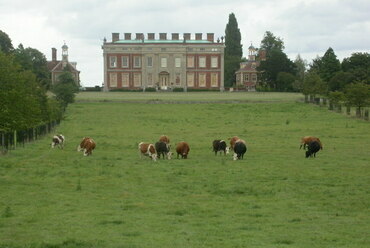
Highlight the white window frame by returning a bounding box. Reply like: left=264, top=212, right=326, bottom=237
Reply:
left=199, top=56, right=206, bottom=68
left=121, top=73, right=129, bottom=87
left=211, top=56, right=218, bottom=68
left=199, top=73, right=206, bottom=87
left=147, top=57, right=153, bottom=67
left=133, top=73, right=141, bottom=87
left=110, top=73, right=117, bottom=87
left=110, top=56, right=117, bottom=68
left=187, top=73, right=194, bottom=87
left=211, top=73, right=218, bottom=87
left=161, top=57, right=167, bottom=68
left=133, top=56, right=141, bottom=68
left=175, top=57, right=181, bottom=68
left=122, top=56, right=129, bottom=68
left=187, top=56, right=194, bottom=68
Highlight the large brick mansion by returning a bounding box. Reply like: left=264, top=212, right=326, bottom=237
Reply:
left=102, top=32, right=225, bottom=91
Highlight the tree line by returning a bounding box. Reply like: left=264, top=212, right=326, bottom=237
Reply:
left=224, top=13, right=370, bottom=116
left=0, top=30, right=78, bottom=133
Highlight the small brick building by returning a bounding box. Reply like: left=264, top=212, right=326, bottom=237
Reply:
left=102, top=33, right=225, bottom=91
left=47, top=43, right=80, bottom=86
left=235, top=44, right=266, bottom=91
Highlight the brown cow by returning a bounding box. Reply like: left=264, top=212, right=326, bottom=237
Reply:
left=77, top=137, right=96, bottom=156
left=228, top=136, right=240, bottom=150
left=138, top=142, right=157, bottom=161
left=159, top=135, right=170, bottom=144
left=176, top=141, right=190, bottom=159
left=300, top=136, right=323, bottom=150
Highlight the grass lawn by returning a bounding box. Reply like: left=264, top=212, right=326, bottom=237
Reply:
left=0, top=92, right=369, bottom=248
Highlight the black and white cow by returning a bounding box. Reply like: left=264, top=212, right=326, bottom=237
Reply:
left=233, top=140, right=247, bottom=160
left=51, top=134, right=65, bottom=149
left=305, top=140, right=321, bottom=158
left=155, top=141, right=172, bottom=159
left=212, top=139, right=229, bottom=155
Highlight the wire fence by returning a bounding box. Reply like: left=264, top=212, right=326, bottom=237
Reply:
left=0, top=120, right=60, bottom=155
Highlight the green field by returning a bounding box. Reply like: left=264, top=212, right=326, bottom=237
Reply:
left=1, top=92, right=369, bottom=248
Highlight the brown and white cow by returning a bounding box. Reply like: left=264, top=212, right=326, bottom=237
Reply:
left=159, top=135, right=170, bottom=144
left=138, top=142, right=157, bottom=161
left=51, top=134, right=65, bottom=149
left=228, top=136, right=240, bottom=150
left=77, top=137, right=96, bottom=156
left=300, top=136, right=323, bottom=150
left=176, top=141, right=190, bottom=159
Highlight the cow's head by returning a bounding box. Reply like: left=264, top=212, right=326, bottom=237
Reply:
left=166, top=151, right=173, bottom=160
left=151, top=153, right=157, bottom=161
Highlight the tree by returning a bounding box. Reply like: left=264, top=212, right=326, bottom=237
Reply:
left=260, top=31, right=284, bottom=54
left=293, top=54, right=307, bottom=92
left=52, top=71, right=79, bottom=108
left=224, top=13, right=243, bottom=87
left=318, top=47, right=341, bottom=83
left=14, top=44, right=51, bottom=89
left=0, top=30, right=14, bottom=54
left=302, top=72, right=328, bottom=101
left=328, top=71, right=354, bottom=92
left=0, top=53, right=46, bottom=131
left=276, top=72, right=296, bottom=92
left=344, top=83, right=370, bottom=117
left=258, top=49, right=296, bottom=90
left=342, top=52, right=370, bottom=84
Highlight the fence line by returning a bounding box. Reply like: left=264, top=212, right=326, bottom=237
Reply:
left=0, top=120, right=60, bottom=154
left=305, top=96, right=369, bottom=121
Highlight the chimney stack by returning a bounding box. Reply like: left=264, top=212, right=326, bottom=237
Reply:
left=124, top=33, right=131, bottom=40
left=172, top=33, right=179, bottom=40
left=183, top=33, right=191, bottom=40
left=148, top=33, right=155, bottom=40
left=195, top=33, right=202, bottom=40
left=207, top=33, right=214, bottom=42
left=52, top=48, right=57, bottom=62
left=136, top=33, right=144, bottom=40
left=159, top=33, right=167, bottom=40
left=112, top=33, right=120, bottom=42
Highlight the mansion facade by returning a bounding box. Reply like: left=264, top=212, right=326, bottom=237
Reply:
left=102, top=32, right=225, bottom=91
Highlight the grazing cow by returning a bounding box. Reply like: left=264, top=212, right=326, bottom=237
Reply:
left=233, top=140, right=247, bottom=160
left=176, top=141, right=190, bottom=159
left=300, top=136, right=323, bottom=150
left=305, top=141, right=321, bottom=158
left=212, top=139, right=229, bottom=155
left=51, top=134, right=65, bottom=149
left=138, top=142, right=157, bottom=161
left=228, top=136, right=246, bottom=150
left=77, top=137, right=96, bottom=156
left=155, top=141, right=172, bottom=159
left=159, top=135, right=170, bottom=144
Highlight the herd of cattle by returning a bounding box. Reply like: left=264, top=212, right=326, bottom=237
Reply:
left=51, top=134, right=323, bottom=160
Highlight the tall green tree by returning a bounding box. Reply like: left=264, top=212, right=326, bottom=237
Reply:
left=0, top=30, right=14, bottom=54
left=328, top=71, right=354, bottom=92
left=302, top=72, right=328, bottom=100
left=0, top=53, right=45, bottom=131
left=342, top=52, right=369, bottom=84
left=14, top=44, right=51, bottom=90
left=224, top=13, right=243, bottom=87
left=52, top=71, right=79, bottom=109
left=259, top=31, right=284, bottom=54
left=258, top=48, right=296, bottom=90
left=292, top=54, right=307, bottom=91
left=344, top=83, right=370, bottom=117
left=319, top=47, right=341, bottom=83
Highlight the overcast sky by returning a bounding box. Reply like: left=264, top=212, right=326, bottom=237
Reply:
left=0, top=0, right=369, bottom=86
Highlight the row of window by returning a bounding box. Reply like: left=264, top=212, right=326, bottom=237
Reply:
left=236, top=73, right=258, bottom=82
left=109, top=56, right=219, bottom=69
left=109, top=72, right=219, bottom=87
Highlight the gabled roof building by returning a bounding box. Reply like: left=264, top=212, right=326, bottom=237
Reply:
left=47, top=43, right=80, bottom=86
left=235, top=44, right=266, bottom=91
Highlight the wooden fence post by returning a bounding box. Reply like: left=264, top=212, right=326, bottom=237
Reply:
left=337, top=104, right=342, bottom=113
left=364, top=110, right=369, bottom=121
left=323, top=98, right=327, bottom=106
left=14, top=131, right=17, bottom=150
left=346, top=106, right=351, bottom=115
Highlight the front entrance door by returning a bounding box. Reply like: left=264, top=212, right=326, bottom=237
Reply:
left=159, top=72, right=169, bottom=90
